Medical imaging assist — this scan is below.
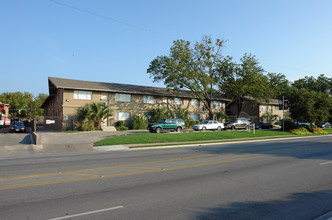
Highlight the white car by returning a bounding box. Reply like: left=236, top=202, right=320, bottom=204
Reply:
left=192, top=120, right=224, bottom=131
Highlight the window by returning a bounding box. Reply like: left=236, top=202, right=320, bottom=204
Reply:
left=213, top=101, right=222, bottom=110
left=190, top=99, right=199, bottom=106
left=173, top=98, right=182, bottom=105
left=116, top=112, right=131, bottom=120
left=74, top=91, right=92, bottom=100
left=143, top=96, right=156, bottom=104
left=115, top=93, right=131, bottom=102
left=101, top=93, right=108, bottom=101
left=261, top=105, right=267, bottom=111
left=191, top=114, right=200, bottom=121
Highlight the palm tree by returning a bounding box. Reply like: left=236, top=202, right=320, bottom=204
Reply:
left=261, top=112, right=278, bottom=124
left=86, top=102, right=113, bottom=130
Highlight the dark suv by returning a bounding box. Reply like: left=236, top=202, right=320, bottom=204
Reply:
left=224, top=118, right=251, bottom=130
left=147, top=119, right=185, bottom=133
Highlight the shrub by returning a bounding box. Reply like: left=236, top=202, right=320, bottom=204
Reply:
left=311, top=127, right=328, bottom=134
left=148, top=108, right=171, bottom=122
left=215, top=112, right=228, bottom=122
left=279, top=118, right=297, bottom=131
left=290, top=127, right=311, bottom=135
left=116, top=121, right=125, bottom=127
left=131, top=114, right=149, bottom=129
left=186, top=120, right=199, bottom=129
left=116, top=126, right=128, bottom=131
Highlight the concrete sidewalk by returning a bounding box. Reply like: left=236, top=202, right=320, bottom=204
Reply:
left=0, top=130, right=146, bottom=157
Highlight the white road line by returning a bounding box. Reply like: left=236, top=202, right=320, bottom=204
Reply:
left=319, top=161, right=332, bottom=166
left=47, top=205, right=124, bottom=220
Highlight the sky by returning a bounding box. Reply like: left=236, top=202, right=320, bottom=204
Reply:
left=1, top=0, right=332, bottom=96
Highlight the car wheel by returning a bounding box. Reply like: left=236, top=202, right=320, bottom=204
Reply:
left=231, top=126, right=235, bottom=130
left=217, top=126, right=221, bottom=131
left=176, top=127, right=182, bottom=132
left=155, top=127, right=161, bottom=133
left=202, top=127, right=206, bottom=131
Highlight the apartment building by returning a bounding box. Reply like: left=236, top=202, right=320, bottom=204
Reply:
left=41, top=77, right=229, bottom=130
left=227, top=97, right=290, bottom=123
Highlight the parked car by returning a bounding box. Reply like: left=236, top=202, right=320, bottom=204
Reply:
left=298, top=121, right=311, bottom=126
left=317, top=122, right=331, bottom=128
left=224, top=118, right=251, bottom=130
left=255, top=122, right=273, bottom=129
left=192, top=120, right=224, bottom=131
left=147, top=118, right=185, bottom=133
left=9, top=121, right=26, bottom=133
left=36, top=121, right=44, bottom=126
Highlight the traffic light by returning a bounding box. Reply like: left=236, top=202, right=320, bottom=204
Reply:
left=279, top=100, right=289, bottom=110
left=284, top=100, right=289, bottom=110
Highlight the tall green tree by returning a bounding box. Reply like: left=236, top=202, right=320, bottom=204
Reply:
left=288, top=88, right=331, bottom=124
left=217, top=54, right=271, bottom=118
left=267, top=72, right=291, bottom=99
left=0, top=92, right=31, bottom=117
left=292, top=74, right=332, bottom=95
left=0, top=92, right=47, bottom=118
left=147, top=36, right=225, bottom=119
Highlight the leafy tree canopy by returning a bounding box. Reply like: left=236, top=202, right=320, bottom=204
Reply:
left=0, top=92, right=47, bottom=118
left=147, top=35, right=225, bottom=119
left=292, top=74, right=332, bottom=95
left=217, top=54, right=272, bottom=118
left=267, top=72, right=291, bottom=99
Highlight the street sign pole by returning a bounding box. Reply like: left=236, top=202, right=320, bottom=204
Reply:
left=282, top=96, right=285, bottom=132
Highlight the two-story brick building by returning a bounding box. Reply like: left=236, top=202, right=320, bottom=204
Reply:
left=41, top=77, right=229, bottom=130
left=226, top=97, right=290, bottom=123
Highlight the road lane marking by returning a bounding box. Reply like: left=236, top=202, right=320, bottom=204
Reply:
left=0, top=154, right=213, bottom=182
left=0, top=144, right=331, bottom=190
left=47, top=205, right=124, bottom=220
left=319, top=161, right=332, bottom=166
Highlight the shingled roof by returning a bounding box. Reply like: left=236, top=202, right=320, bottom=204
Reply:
left=47, top=77, right=229, bottom=101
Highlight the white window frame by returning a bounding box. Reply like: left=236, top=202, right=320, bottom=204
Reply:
left=115, top=93, right=131, bottom=102
left=190, top=99, right=199, bottom=106
left=116, top=112, right=131, bottom=120
left=143, top=96, right=156, bottom=104
left=74, top=90, right=92, bottom=100
left=213, top=101, right=222, bottom=110
left=173, top=98, right=182, bottom=105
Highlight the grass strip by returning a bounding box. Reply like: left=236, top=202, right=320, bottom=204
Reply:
left=94, top=130, right=293, bottom=146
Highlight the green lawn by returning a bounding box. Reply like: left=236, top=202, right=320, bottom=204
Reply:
left=94, top=130, right=294, bottom=146
left=324, top=128, right=332, bottom=133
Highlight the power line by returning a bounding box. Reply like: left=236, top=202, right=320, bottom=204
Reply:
left=48, top=0, right=175, bottom=39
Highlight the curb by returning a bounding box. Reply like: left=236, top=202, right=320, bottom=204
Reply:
left=94, top=145, right=129, bottom=152
left=128, top=134, right=332, bottom=150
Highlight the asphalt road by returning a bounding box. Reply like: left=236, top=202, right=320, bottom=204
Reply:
left=0, top=135, right=331, bottom=219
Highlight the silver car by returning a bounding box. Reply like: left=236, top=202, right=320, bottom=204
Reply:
left=192, top=120, right=224, bottom=131
left=224, top=118, right=251, bottom=130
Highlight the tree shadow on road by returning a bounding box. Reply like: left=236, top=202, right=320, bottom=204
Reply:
left=195, top=190, right=332, bottom=220
left=192, top=136, right=332, bottom=161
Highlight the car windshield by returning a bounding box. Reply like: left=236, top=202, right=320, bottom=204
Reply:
left=201, top=121, right=209, bottom=124
left=229, top=119, right=237, bottom=123
left=14, top=122, right=24, bottom=126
